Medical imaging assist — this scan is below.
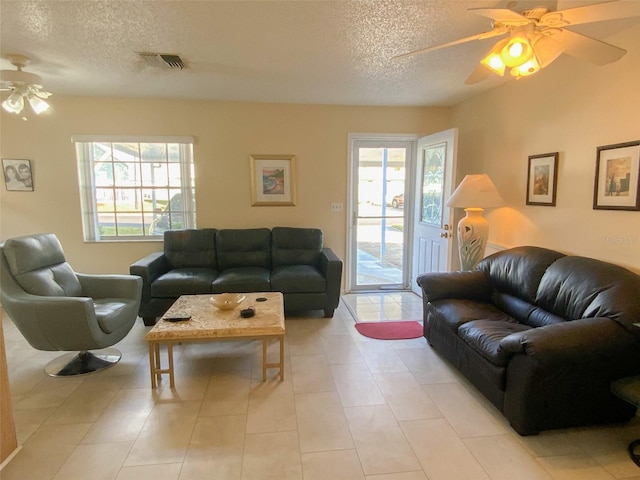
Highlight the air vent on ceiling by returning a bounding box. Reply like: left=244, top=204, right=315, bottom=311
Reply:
left=137, top=52, right=186, bottom=70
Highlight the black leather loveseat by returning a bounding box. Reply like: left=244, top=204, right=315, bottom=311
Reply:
left=130, top=227, right=342, bottom=325
left=417, top=246, right=640, bottom=435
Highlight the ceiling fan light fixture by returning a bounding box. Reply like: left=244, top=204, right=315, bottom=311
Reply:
left=28, top=94, right=50, bottom=114
left=2, top=91, right=24, bottom=114
left=480, top=39, right=508, bottom=75
left=500, top=35, right=534, bottom=68
left=510, top=55, right=541, bottom=78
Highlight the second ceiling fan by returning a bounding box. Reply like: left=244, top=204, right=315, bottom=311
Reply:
left=394, top=0, right=640, bottom=84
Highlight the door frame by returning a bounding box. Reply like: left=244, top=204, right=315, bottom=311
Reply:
left=346, top=133, right=418, bottom=292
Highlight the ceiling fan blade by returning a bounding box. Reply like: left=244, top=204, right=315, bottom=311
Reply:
left=533, top=34, right=565, bottom=68
left=393, top=28, right=507, bottom=60
left=464, top=64, right=493, bottom=85
left=543, top=0, right=640, bottom=27
left=550, top=29, right=626, bottom=65
left=469, top=7, right=530, bottom=25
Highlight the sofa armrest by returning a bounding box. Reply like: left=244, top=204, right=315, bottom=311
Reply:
left=320, top=248, right=343, bottom=306
left=416, top=270, right=492, bottom=302
left=129, top=251, right=168, bottom=303
left=500, top=317, right=636, bottom=362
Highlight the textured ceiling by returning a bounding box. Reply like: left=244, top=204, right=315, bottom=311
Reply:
left=0, top=0, right=638, bottom=107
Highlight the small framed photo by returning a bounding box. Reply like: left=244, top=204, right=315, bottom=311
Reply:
left=593, top=141, right=640, bottom=211
left=526, top=152, right=558, bottom=206
left=2, top=158, right=34, bottom=192
left=249, top=154, right=296, bottom=206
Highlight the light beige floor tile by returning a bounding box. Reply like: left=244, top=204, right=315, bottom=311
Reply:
left=116, top=463, right=182, bottom=480
left=566, top=427, right=640, bottom=478
left=464, top=434, right=554, bottom=480
left=286, top=328, right=325, bottom=356
left=301, top=449, right=365, bottom=480
left=422, top=382, right=505, bottom=438
left=516, top=430, right=584, bottom=458
left=400, top=418, right=490, bottom=480
left=296, top=391, right=353, bottom=452
left=290, top=353, right=336, bottom=393
left=374, top=371, right=441, bottom=421
left=246, top=379, right=297, bottom=433
left=199, top=370, right=251, bottom=416
left=180, top=415, right=246, bottom=480
left=320, top=334, right=366, bottom=365
left=82, top=387, right=156, bottom=443
left=12, top=375, right=84, bottom=409
left=357, top=341, right=408, bottom=374
left=53, top=441, right=133, bottom=480
left=123, top=400, right=201, bottom=466
left=241, top=431, right=303, bottom=480
left=344, top=405, right=421, bottom=475
left=45, top=375, right=124, bottom=425
left=394, top=347, right=460, bottom=385
left=364, top=472, right=428, bottom=480
left=331, top=363, right=386, bottom=407
left=536, top=453, right=617, bottom=479
left=0, top=423, right=91, bottom=480
left=11, top=406, right=55, bottom=443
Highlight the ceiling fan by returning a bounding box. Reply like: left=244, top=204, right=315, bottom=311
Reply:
left=0, top=54, right=52, bottom=116
left=394, top=0, right=640, bottom=84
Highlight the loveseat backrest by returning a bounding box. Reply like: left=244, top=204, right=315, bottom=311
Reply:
left=216, top=228, right=272, bottom=270
left=536, top=255, right=640, bottom=329
left=477, top=246, right=565, bottom=304
left=164, top=229, right=217, bottom=269
left=2, top=233, right=82, bottom=297
left=272, top=227, right=322, bottom=268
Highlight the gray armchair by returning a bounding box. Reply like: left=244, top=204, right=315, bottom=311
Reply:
left=0, top=233, right=142, bottom=376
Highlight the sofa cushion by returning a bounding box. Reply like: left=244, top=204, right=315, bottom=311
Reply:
left=428, top=299, right=516, bottom=332
left=216, top=228, right=271, bottom=270
left=164, top=229, right=217, bottom=269
left=271, top=265, right=326, bottom=293
left=151, top=268, right=219, bottom=297
left=493, top=292, right=565, bottom=328
left=458, top=320, right=532, bottom=366
left=478, top=246, right=565, bottom=304
left=536, top=256, right=640, bottom=330
left=272, top=227, right=322, bottom=268
left=211, top=267, right=271, bottom=293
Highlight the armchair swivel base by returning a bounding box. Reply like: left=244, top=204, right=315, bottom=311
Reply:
left=44, top=348, right=121, bottom=377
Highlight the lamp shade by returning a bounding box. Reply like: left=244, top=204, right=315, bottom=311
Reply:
left=446, top=174, right=504, bottom=208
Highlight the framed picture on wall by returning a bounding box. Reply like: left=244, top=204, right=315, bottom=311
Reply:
left=2, top=158, right=34, bottom=192
left=593, top=140, right=640, bottom=211
left=526, top=152, right=558, bottom=206
left=249, top=154, right=297, bottom=206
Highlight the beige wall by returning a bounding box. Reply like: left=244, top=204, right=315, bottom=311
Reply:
left=452, top=25, right=640, bottom=273
left=2, top=25, right=638, bottom=278
left=0, top=99, right=450, bottom=273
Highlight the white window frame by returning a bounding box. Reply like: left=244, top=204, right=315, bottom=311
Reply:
left=73, top=135, right=196, bottom=241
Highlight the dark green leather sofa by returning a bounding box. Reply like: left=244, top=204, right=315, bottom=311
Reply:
left=130, top=227, right=343, bottom=325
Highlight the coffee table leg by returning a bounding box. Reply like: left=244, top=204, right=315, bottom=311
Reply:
left=148, top=341, right=158, bottom=388
left=167, top=342, right=175, bottom=388
left=262, top=336, right=285, bottom=382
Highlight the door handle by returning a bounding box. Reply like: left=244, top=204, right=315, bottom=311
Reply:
left=440, top=231, right=455, bottom=239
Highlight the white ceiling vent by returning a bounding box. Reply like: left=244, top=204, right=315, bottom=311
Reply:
left=137, top=52, right=186, bottom=70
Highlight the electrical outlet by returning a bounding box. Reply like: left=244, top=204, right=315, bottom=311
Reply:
left=331, top=203, right=343, bottom=212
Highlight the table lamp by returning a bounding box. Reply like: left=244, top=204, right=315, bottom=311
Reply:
left=446, top=174, right=504, bottom=270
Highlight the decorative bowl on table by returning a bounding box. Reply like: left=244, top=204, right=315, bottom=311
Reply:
left=210, top=293, right=246, bottom=310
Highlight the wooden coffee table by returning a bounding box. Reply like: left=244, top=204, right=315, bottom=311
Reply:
left=145, top=292, right=285, bottom=388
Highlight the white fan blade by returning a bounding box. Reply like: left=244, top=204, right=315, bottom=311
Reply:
left=393, top=28, right=507, bottom=60
left=465, top=64, right=493, bottom=84
left=534, top=34, right=565, bottom=67
left=543, top=0, right=640, bottom=27
left=469, top=7, right=531, bottom=25
left=550, top=29, right=626, bottom=65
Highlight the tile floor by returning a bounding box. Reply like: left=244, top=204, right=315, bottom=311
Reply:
left=2, top=292, right=640, bottom=480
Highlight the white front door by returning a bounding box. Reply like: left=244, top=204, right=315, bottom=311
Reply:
left=411, top=128, right=458, bottom=294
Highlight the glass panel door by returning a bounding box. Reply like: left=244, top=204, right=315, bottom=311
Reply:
left=351, top=140, right=412, bottom=290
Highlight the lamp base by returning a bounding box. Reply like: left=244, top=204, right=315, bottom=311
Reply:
left=457, top=208, right=489, bottom=270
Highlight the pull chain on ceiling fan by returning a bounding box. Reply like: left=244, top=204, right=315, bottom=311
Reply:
left=1, top=54, right=52, bottom=116
left=394, top=0, right=640, bottom=84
